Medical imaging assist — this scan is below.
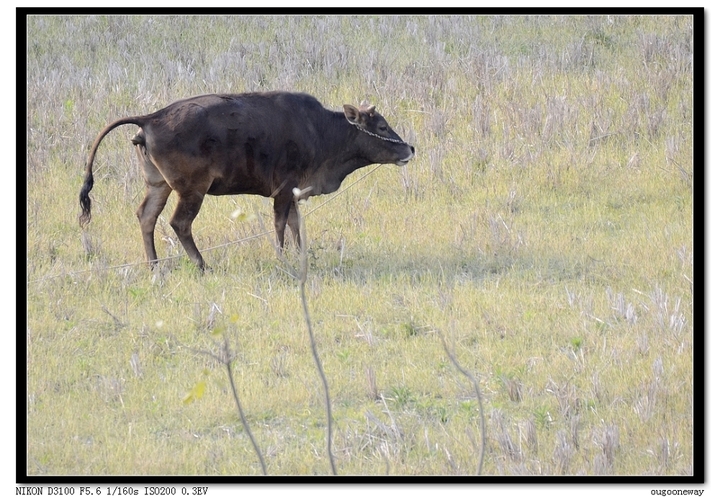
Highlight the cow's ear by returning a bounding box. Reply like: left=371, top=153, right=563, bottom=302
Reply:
left=344, top=104, right=361, bottom=125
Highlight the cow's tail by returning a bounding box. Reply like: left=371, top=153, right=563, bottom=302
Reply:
left=79, top=116, right=145, bottom=228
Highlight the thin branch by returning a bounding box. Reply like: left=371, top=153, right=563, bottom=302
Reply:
left=295, top=191, right=337, bottom=475
left=441, top=334, right=486, bottom=476
left=221, top=336, right=268, bottom=475
left=185, top=340, right=267, bottom=475
left=263, top=189, right=337, bottom=475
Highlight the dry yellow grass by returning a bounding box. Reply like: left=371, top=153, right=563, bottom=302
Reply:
left=26, top=13, right=695, bottom=477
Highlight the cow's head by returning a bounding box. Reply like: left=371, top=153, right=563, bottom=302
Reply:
left=344, top=103, right=415, bottom=166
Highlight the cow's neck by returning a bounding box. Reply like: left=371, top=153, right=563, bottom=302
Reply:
left=304, top=112, right=375, bottom=195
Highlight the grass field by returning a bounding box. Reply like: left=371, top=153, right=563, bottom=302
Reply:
left=25, top=14, right=695, bottom=476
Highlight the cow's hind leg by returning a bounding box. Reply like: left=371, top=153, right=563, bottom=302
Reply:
left=169, top=191, right=207, bottom=270
left=136, top=182, right=172, bottom=267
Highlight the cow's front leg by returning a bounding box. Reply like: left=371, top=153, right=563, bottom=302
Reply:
left=273, top=196, right=292, bottom=250
left=286, top=203, right=302, bottom=249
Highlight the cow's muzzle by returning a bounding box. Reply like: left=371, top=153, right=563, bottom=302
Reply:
left=396, top=145, right=415, bottom=166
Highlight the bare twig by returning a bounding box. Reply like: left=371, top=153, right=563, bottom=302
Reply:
left=101, top=305, right=126, bottom=330
left=188, top=340, right=267, bottom=475
left=263, top=188, right=337, bottom=475
left=296, top=191, right=337, bottom=475
left=220, top=336, right=268, bottom=475
left=441, top=335, right=486, bottom=475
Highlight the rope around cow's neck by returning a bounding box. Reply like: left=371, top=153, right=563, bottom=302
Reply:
left=351, top=123, right=409, bottom=145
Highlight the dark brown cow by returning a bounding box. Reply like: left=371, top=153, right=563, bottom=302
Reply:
left=79, top=92, right=415, bottom=270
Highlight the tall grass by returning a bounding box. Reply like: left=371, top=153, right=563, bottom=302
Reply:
left=26, top=14, right=695, bottom=476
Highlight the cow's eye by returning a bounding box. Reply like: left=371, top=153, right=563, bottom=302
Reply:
left=379, top=124, right=388, bottom=132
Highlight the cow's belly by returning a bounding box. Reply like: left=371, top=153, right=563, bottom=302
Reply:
left=206, top=175, right=272, bottom=197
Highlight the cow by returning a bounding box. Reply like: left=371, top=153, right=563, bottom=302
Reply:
left=78, top=92, right=415, bottom=270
